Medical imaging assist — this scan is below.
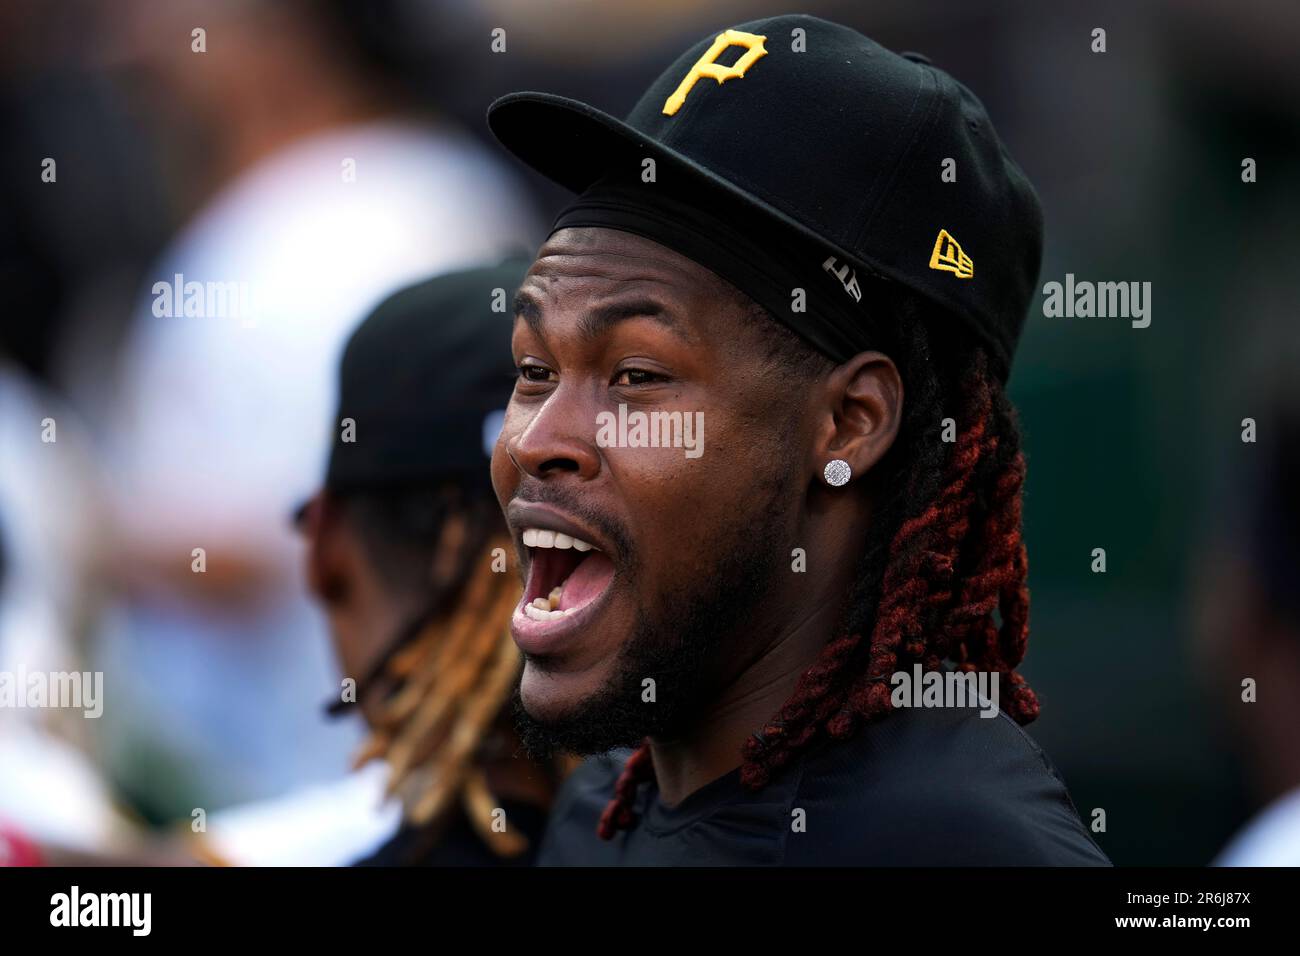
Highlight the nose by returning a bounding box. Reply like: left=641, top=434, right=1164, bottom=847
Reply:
left=505, top=389, right=602, bottom=482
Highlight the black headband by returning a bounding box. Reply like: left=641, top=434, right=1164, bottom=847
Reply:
left=550, top=173, right=887, bottom=364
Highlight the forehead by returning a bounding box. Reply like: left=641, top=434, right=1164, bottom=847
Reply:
left=522, top=227, right=725, bottom=307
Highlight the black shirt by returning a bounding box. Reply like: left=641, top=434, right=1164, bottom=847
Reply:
left=538, top=706, right=1111, bottom=866
left=353, top=799, right=549, bottom=866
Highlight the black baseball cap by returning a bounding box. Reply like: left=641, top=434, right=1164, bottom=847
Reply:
left=297, top=255, right=528, bottom=521
left=487, top=14, right=1043, bottom=381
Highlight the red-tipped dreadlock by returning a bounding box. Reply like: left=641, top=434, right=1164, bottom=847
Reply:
left=596, top=289, right=1040, bottom=840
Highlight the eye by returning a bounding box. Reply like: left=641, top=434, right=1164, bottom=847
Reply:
left=612, top=367, right=668, bottom=387
left=516, top=360, right=556, bottom=383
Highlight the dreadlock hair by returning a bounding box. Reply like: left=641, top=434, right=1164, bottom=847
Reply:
left=340, top=481, right=567, bottom=860
left=596, top=281, right=1039, bottom=840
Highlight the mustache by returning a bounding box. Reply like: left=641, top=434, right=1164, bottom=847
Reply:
left=511, top=480, right=634, bottom=566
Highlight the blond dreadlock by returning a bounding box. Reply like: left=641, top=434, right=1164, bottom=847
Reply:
left=327, top=459, right=583, bottom=860
left=351, top=530, right=531, bottom=856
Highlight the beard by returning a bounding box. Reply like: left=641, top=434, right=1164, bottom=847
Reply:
left=511, top=470, right=796, bottom=760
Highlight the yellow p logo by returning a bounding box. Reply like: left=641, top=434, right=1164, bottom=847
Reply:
left=662, top=29, right=768, bottom=116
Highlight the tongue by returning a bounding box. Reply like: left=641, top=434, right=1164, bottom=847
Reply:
left=557, top=552, right=615, bottom=612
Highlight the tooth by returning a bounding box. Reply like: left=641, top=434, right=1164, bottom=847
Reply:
left=530, top=597, right=550, bottom=610
left=523, top=529, right=538, bottom=548
left=572, top=538, right=593, bottom=552
left=553, top=533, right=573, bottom=549
left=548, top=586, right=562, bottom=610
left=523, top=602, right=569, bottom=622
left=535, top=530, right=555, bottom=548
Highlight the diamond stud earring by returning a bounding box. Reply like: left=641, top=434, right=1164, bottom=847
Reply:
left=823, top=459, right=851, bottom=487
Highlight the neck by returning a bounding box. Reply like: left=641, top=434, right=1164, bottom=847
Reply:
left=647, top=542, right=861, bottom=806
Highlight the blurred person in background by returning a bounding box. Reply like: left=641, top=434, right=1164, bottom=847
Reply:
left=84, top=0, right=540, bottom=822
left=4, top=260, right=565, bottom=867
left=1196, top=379, right=1300, bottom=866
left=272, top=258, right=561, bottom=865
left=0, top=355, right=140, bottom=861
left=1169, top=0, right=1300, bottom=864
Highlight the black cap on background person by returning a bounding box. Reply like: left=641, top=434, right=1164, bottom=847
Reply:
left=293, top=255, right=566, bottom=866
left=308, top=256, right=527, bottom=501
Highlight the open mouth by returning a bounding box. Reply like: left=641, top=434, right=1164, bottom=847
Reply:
left=520, top=527, right=616, bottom=623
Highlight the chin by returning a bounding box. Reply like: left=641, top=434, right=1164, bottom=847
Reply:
left=517, top=658, right=604, bottom=723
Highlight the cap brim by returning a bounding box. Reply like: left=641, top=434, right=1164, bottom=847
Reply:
left=487, top=92, right=877, bottom=278
left=488, top=92, right=641, bottom=196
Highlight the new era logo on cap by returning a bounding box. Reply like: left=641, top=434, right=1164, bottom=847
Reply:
left=930, top=229, right=974, bottom=279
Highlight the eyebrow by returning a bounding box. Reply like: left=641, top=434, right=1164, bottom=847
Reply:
left=513, top=289, right=690, bottom=343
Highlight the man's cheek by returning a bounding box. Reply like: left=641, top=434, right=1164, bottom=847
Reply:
left=605, top=441, right=713, bottom=493
left=490, top=418, right=523, bottom=501
left=489, top=450, right=510, bottom=506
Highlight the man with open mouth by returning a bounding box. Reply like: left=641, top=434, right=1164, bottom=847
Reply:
left=487, top=14, right=1110, bottom=865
